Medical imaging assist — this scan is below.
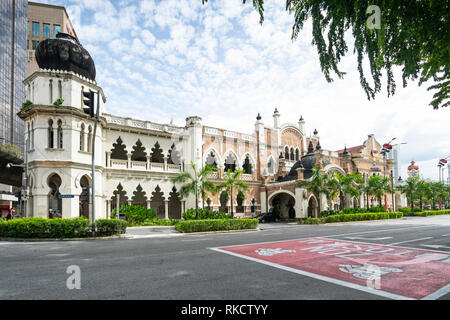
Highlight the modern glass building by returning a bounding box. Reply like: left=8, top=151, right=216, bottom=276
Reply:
left=0, top=0, right=27, bottom=150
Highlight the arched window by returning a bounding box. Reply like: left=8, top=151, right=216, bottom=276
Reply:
left=295, top=148, right=300, bottom=161
left=205, top=151, right=217, bottom=168
left=224, top=153, right=237, bottom=172
left=80, top=124, right=85, bottom=151
left=87, top=126, right=92, bottom=153
left=57, top=120, right=63, bottom=148
left=242, top=155, right=252, bottom=174
left=290, top=147, right=294, bottom=161
left=284, top=146, right=289, bottom=160
left=48, top=119, right=54, bottom=148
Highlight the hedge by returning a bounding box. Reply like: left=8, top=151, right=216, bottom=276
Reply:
left=300, top=212, right=403, bottom=224
left=182, top=208, right=230, bottom=220
left=413, top=210, right=450, bottom=217
left=175, top=219, right=258, bottom=233
left=0, top=217, right=127, bottom=239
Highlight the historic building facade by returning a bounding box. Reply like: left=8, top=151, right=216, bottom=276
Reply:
left=18, top=33, right=401, bottom=221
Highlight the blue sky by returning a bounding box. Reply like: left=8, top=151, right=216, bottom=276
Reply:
left=36, top=0, right=449, bottom=181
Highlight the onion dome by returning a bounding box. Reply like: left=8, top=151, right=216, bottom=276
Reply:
left=256, top=113, right=262, bottom=121
left=274, top=108, right=279, bottom=114
left=35, top=32, right=96, bottom=81
left=307, top=140, right=314, bottom=154
left=299, top=115, right=304, bottom=121
left=313, top=128, right=318, bottom=135
left=408, top=160, right=419, bottom=171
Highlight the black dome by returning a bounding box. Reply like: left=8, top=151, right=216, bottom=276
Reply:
left=35, top=33, right=96, bottom=81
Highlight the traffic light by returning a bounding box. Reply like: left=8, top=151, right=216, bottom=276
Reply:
left=83, top=90, right=95, bottom=117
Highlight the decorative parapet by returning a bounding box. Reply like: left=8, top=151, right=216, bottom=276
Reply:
left=103, top=113, right=186, bottom=135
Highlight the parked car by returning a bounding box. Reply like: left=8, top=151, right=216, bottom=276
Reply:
left=257, top=211, right=278, bottom=223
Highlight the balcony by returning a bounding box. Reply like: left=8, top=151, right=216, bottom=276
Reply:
left=107, top=157, right=182, bottom=173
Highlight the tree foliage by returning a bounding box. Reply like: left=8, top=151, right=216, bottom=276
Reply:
left=202, top=0, right=449, bottom=109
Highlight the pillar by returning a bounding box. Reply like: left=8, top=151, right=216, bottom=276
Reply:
left=164, top=200, right=169, bottom=220
left=106, top=151, right=111, bottom=167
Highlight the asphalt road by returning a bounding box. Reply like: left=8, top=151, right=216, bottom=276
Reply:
left=1, top=215, right=449, bottom=300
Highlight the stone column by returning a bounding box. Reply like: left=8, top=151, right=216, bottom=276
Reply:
left=146, top=199, right=151, bottom=209
left=163, top=156, right=168, bottom=171
left=146, top=155, right=151, bottom=170
left=127, top=153, right=132, bottom=168
left=106, top=200, right=111, bottom=219
left=164, top=200, right=169, bottom=220
left=106, top=151, right=111, bottom=167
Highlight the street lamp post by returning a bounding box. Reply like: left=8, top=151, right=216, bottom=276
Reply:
left=381, top=138, right=396, bottom=212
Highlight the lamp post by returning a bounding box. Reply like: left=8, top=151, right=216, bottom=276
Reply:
left=262, top=169, right=269, bottom=214
left=438, top=156, right=449, bottom=210
left=381, top=138, right=396, bottom=212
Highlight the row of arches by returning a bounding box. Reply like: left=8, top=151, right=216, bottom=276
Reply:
left=110, top=137, right=180, bottom=164
left=207, top=192, right=257, bottom=214
left=204, top=149, right=256, bottom=174
left=284, top=146, right=301, bottom=161
left=110, top=183, right=182, bottom=219
left=48, top=119, right=63, bottom=149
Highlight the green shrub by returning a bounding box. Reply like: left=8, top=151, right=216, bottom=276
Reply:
left=94, top=219, right=127, bottom=236
left=139, top=219, right=180, bottom=226
left=175, top=219, right=258, bottom=233
left=414, top=209, right=450, bottom=217
left=300, top=218, right=326, bottom=224
left=116, top=205, right=156, bottom=224
left=0, top=217, right=127, bottom=239
left=368, top=206, right=385, bottom=213
left=182, top=208, right=230, bottom=220
left=301, top=212, right=403, bottom=224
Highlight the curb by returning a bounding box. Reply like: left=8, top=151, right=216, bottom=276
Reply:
left=180, top=228, right=260, bottom=235
left=0, top=235, right=128, bottom=242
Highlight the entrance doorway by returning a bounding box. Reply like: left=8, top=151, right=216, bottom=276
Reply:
left=269, top=193, right=295, bottom=220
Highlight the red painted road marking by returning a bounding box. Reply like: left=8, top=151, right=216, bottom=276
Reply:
left=213, top=237, right=450, bottom=300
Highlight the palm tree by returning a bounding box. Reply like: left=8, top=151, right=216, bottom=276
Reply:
left=216, top=169, right=248, bottom=218
left=397, top=176, right=421, bottom=213
left=328, top=171, right=361, bottom=210
left=366, top=174, right=392, bottom=208
left=298, top=167, right=334, bottom=216
left=171, top=161, right=217, bottom=219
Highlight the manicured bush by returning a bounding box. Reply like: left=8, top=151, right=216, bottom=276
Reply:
left=175, top=219, right=258, bottom=233
left=414, top=209, right=450, bottom=217
left=139, top=219, right=180, bottom=226
left=300, top=212, right=403, bottom=224
left=182, top=208, right=230, bottom=220
left=368, top=206, right=386, bottom=213
left=94, top=219, right=127, bottom=236
left=0, top=217, right=127, bottom=239
left=112, top=205, right=156, bottom=224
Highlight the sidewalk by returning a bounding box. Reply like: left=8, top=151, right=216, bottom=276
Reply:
left=125, top=226, right=183, bottom=239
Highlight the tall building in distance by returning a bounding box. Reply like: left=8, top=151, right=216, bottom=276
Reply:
left=27, top=1, right=78, bottom=77
left=0, top=0, right=27, bottom=148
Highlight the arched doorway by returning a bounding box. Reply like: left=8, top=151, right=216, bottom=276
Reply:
left=168, top=187, right=181, bottom=219
left=269, top=192, right=295, bottom=220
left=151, top=185, right=165, bottom=219
left=79, top=175, right=91, bottom=219
left=307, top=196, right=318, bottom=218
left=48, top=173, right=62, bottom=218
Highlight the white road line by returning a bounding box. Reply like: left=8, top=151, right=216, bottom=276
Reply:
left=209, top=247, right=413, bottom=300
left=388, top=237, right=433, bottom=246
left=422, top=283, right=450, bottom=300
left=442, top=234, right=450, bottom=237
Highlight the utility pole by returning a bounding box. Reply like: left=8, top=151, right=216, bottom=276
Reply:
left=90, top=91, right=100, bottom=235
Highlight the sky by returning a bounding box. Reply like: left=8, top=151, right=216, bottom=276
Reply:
left=35, top=0, right=449, bottom=181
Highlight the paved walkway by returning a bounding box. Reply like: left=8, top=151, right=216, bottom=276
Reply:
left=125, top=226, right=183, bottom=239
